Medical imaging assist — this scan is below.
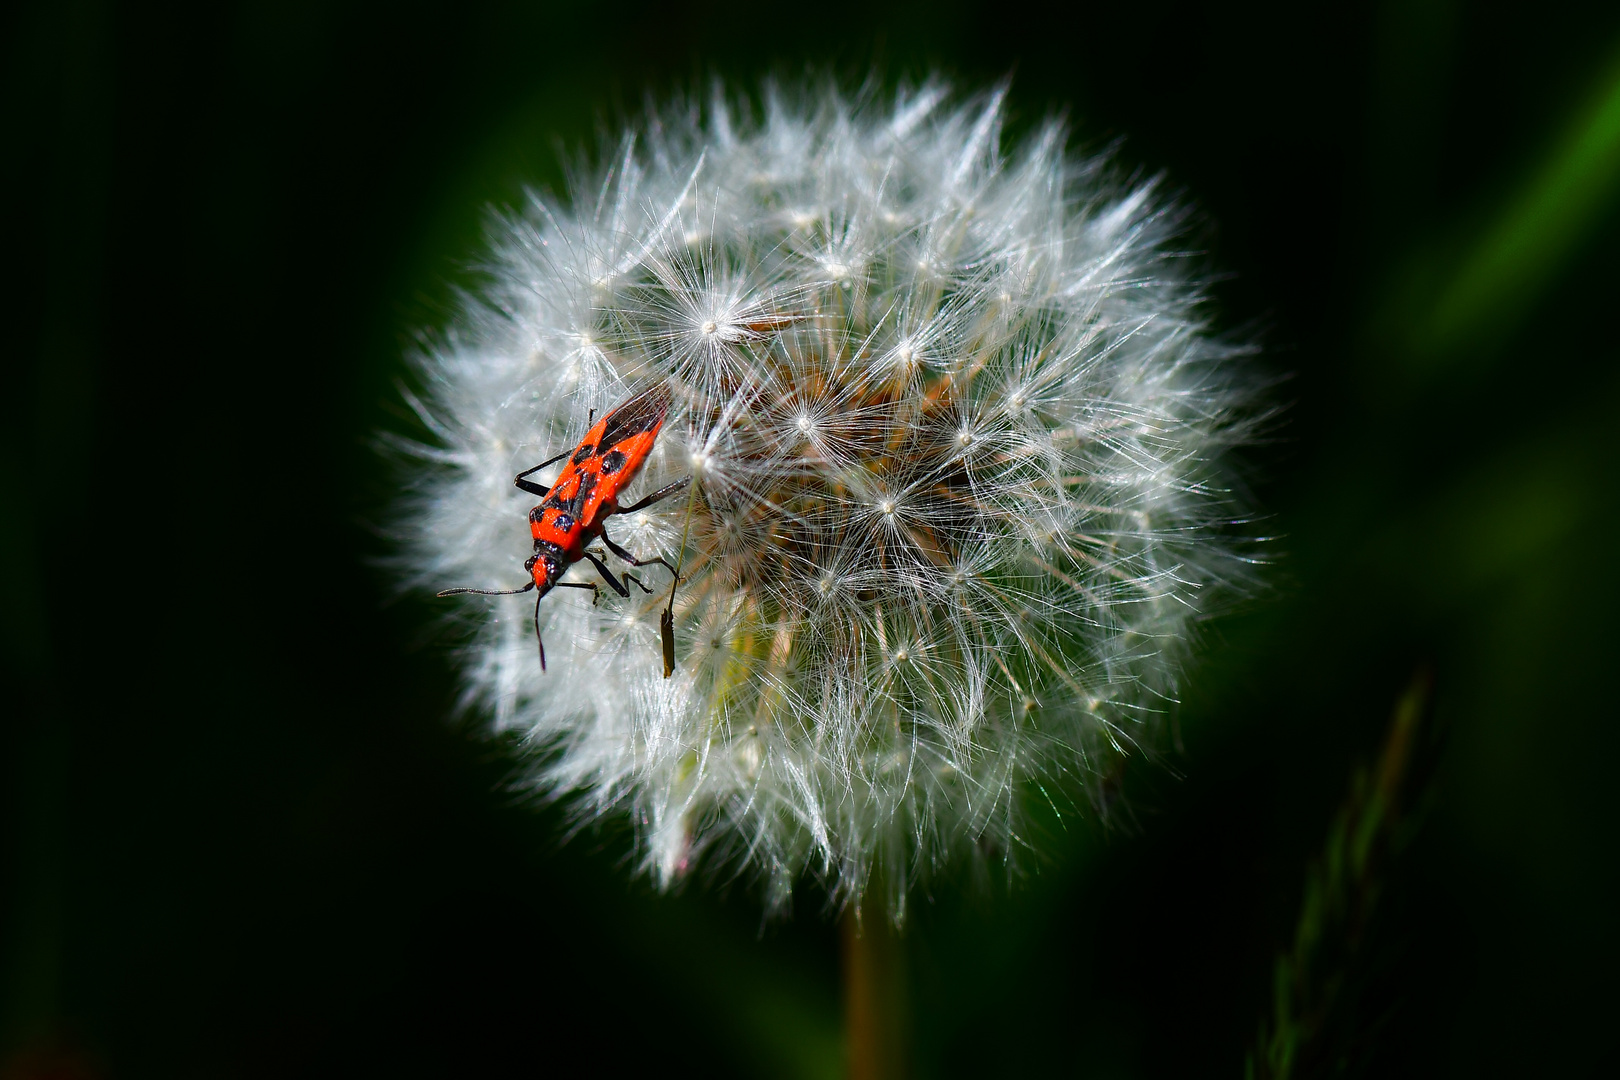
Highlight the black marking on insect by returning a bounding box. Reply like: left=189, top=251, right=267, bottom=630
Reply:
left=568, top=471, right=597, bottom=518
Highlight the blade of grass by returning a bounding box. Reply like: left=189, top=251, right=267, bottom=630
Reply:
left=1412, top=39, right=1620, bottom=363
left=1246, top=669, right=1439, bottom=1080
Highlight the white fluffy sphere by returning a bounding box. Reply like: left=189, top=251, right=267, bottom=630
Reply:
left=392, top=79, right=1259, bottom=917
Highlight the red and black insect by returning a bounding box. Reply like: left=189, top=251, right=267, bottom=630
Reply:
left=439, top=382, right=689, bottom=670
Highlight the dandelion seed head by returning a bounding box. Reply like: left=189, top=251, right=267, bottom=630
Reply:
left=392, top=77, right=1262, bottom=919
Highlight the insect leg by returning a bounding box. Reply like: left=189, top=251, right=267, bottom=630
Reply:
left=617, top=476, right=692, bottom=514
left=598, top=526, right=678, bottom=581
left=554, top=579, right=601, bottom=607
left=515, top=450, right=572, bottom=497
left=583, top=550, right=644, bottom=599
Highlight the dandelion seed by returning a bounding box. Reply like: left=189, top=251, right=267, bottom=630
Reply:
left=391, top=77, right=1262, bottom=919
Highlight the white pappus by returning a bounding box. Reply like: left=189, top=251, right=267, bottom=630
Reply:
left=389, top=78, right=1262, bottom=919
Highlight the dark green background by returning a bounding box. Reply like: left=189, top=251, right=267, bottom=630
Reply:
left=5, top=1, right=1618, bottom=1075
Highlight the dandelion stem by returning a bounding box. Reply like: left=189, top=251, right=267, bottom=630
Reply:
left=842, top=894, right=908, bottom=1080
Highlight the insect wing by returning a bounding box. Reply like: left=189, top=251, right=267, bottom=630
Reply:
left=595, top=382, right=672, bottom=451
left=534, top=383, right=672, bottom=539
left=531, top=425, right=602, bottom=549
left=537, top=456, right=586, bottom=512
left=579, top=383, right=672, bottom=518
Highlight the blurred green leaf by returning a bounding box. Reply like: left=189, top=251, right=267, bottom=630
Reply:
left=1412, top=38, right=1620, bottom=363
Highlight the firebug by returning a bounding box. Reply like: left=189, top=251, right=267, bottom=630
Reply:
left=440, top=382, right=689, bottom=671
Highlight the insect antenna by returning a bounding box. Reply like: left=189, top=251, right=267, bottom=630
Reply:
left=437, top=583, right=536, bottom=597
left=534, top=591, right=547, bottom=671
left=438, top=582, right=548, bottom=670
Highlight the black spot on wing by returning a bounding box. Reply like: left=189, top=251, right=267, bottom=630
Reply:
left=568, top=471, right=597, bottom=517
left=600, top=449, right=628, bottom=474
left=571, top=443, right=595, bottom=465
left=542, top=475, right=577, bottom=509
left=596, top=383, right=671, bottom=451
